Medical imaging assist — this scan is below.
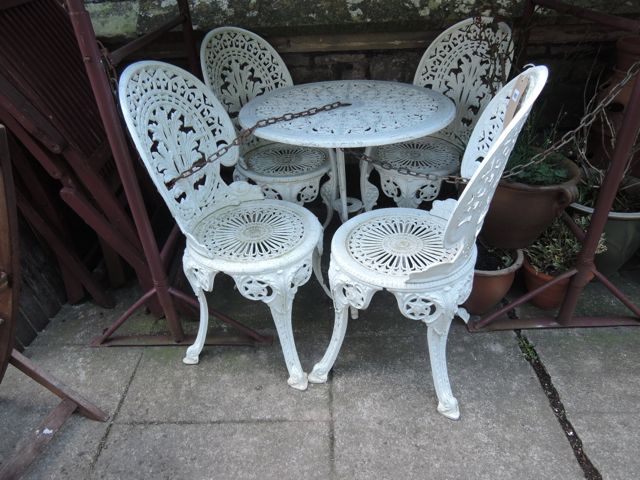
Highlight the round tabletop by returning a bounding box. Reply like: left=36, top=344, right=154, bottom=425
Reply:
left=239, top=80, right=456, bottom=149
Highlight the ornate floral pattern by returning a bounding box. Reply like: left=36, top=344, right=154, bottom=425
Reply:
left=201, top=26, right=331, bottom=206
left=241, top=80, right=454, bottom=147
left=193, top=204, right=305, bottom=261
left=119, top=63, right=239, bottom=231
left=414, top=17, right=512, bottom=148
left=449, top=66, right=550, bottom=258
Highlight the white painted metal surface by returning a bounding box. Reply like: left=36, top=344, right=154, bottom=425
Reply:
left=309, top=66, right=549, bottom=420
left=370, top=17, right=513, bottom=208
left=240, top=80, right=455, bottom=222
left=119, top=61, right=328, bottom=390
left=201, top=26, right=331, bottom=209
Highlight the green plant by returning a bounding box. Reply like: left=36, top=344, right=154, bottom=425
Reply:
left=504, top=111, right=571, bottom=186
left=524, top=216, right=606, bottom=275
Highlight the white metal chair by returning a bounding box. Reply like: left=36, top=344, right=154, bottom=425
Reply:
left=310, top=66, right=549, bottom=419
left=200, top=26, right=332, bottom=211
left=119, top=61, right=328, bottom=390
left=362, top=17, right=513, bottom=208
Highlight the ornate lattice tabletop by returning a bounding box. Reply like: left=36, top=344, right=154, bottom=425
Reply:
left=239, top=80, right=455, bottom=221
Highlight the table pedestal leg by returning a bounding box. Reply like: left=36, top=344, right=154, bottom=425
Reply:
left=328, top=148, right=364, bottom=223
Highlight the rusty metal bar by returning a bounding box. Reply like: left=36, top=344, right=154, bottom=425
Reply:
left=469, top=0, right=640, bottom=332
left=0, top=398, right=77, bottom=480
left=110, top=14, right=185, bottom=66
left=66, top=0, right=185, bottom=342
left=533, top=0, right=640, bottom=34
left=558, top=73, right=640, bottom=323
left=177, top=0, right=200, bottom=77
left=470, top=269, right=577, bottom=330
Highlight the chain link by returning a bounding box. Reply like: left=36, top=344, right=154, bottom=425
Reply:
left=502, top=59, right=640, bottom=179
left=165, top=101, right=351, bottom=189
left=359, top=60, right=640, bottom=184
left=357, top=152, right=467, bottom=185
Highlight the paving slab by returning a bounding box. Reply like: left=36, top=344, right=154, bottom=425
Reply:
left=0, top=345, right=140, bottom=476
left=513, top=272, right=640, bottom=320
left=117, top=339, right=331, bottom=424
left=92, top=421, right=331, bottom=480
left=331, top=329, right=581, bottom=479
left=525, top=327, right=640, bottom=478
left=32, top=286, right=159, bottom=347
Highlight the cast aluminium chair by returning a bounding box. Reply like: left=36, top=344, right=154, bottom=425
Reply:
left=362, top=17, right=513, bottom=208
left=119, top=61, right=328, bottom=390
left=201, top=26, right=332, bottom=211
left=310, top=66, right=549, bottom=419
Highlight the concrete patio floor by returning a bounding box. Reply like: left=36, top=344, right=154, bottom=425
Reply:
left=2, top=249, right=640, bottom=479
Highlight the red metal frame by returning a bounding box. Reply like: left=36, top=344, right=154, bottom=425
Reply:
left=64, top=0, right=271, bottom=347
left=0, top=0, right=269, bottom=347
left=469, top=0, right=640, bottom=331
left=0, top=124, right=108, bottom=480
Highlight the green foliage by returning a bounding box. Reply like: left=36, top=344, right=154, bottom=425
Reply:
left=524, top=216, right=606, bottom=276
left=506, top=128, right=570, bottom=186
left=504, top=105, right=571, bottom=186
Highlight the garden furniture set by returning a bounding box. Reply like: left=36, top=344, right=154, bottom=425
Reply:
left=117, top=20, right=548, bottom=419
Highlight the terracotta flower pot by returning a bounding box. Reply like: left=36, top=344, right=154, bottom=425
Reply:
left=522, top=258, right=594, bottom=310
left=464, top=249, right=523, bottom=315
left=480, top=159, right=580, bottom=249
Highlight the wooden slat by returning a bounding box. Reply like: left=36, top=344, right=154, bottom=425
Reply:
left=125, top=22, right=634, bottom=61
left=9, top=350, right=108, bottom=422
left=0, top=125, right=18, bottom=382
left=0, top=398, right=77, bottom=480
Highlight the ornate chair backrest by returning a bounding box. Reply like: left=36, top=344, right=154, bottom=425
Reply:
left=119, top=61, right=240, bottom=235
left=413, top=17, right=513, bottom=149
left=444, top=66, right=549, bottom=259
left=200, top=26, right=293, bottom=140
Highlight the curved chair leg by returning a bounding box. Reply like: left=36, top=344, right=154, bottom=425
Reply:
left=312, top=245, right=331, bottom=298
left=309, top=293, right=350, bottom=383
left=427, top=314, right=460, bottom=420
left=181, top=256, right=218, bottom=365
left=233, top=262, right=313, bottom=390
left=183, top=285, right=210, bottom=365
left=269, top=290, right=308, bottom=390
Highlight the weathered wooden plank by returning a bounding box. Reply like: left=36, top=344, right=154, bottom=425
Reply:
left=14, top=309, right=36, bottom=347
left=118, top=23, right=632, bottom=61
left=0, top=398, right=76, bottom=480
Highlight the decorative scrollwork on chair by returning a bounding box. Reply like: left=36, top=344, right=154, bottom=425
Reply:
left=119, top=61, right=329, bottom=391
left=366, top=17, right=513, bottom=209
left=201, top=26, right=332, bottom=219
left=310, top=66, right=549, bottom=419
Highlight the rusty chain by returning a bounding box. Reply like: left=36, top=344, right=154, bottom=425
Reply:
left=359, top=60, right=640, bottom=184
left=165, top=101, right=351, bottom=190
left=501, top=59, right=640, bottom=179
left=357, top=151, right=467, bottom=185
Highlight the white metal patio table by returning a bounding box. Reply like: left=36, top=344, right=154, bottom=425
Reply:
left=239, top=80, right=456, bottom=222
